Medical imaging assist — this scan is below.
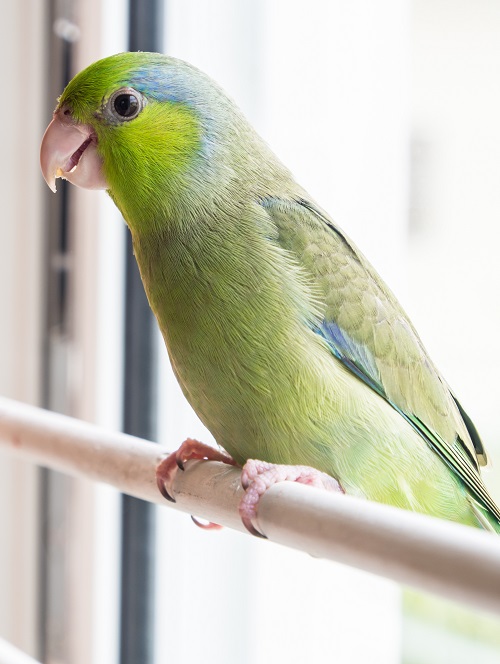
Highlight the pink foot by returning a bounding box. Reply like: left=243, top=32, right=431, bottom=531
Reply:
left=239, top=460, right=344, bottom=537
left=157, top=444, right=343, bottom=538
left=156, top=438, right=237, bottom=530
left=156, top=438, right=236, bottom=501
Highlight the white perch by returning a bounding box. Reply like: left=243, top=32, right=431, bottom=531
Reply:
left=0, top=396, right=499, bottom=615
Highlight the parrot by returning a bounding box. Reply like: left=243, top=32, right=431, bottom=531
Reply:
left=40, top=51, right=500, bottom=536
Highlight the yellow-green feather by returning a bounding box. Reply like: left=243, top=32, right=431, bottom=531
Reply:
left=102, top=101, right=201, bottom=230
left=57, top=52, right=500, bottom=533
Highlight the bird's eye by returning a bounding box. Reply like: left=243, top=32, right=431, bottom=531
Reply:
left=114, top=94, right=138, bottom=117
left=108, top=88, right=144, bottom=122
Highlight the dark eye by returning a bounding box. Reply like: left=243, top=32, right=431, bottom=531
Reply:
left=114, top=94, right=139, bottom=117
left=108, top=88, right=144, bottom=121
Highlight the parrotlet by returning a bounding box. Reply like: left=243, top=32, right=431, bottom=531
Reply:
left=40, top=52, right=500, bottom=535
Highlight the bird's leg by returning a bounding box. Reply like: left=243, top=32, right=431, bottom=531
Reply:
left=240, top=460, right=344, bottom=537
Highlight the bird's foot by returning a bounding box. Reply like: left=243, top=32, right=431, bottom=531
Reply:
left=157, top=444, right=343, bottom=538
left=239, top=459, right=344, bottom=537
left=156, top=438, right=237, bottom=530
left=156, top=437, right=236, bottom=501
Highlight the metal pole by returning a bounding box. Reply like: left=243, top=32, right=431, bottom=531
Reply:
left=120, top=3, right=164, bottom=664
left=40, top=2, right=80, bottom=661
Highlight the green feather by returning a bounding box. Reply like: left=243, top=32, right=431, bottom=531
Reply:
left=54, top=52, right=500, bottom=532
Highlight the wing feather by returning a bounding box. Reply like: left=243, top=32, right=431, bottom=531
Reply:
left=260, top=196, right=500, bottom=522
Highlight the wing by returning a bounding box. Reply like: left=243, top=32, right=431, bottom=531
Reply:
left=260, top=196, right=500, bottom=523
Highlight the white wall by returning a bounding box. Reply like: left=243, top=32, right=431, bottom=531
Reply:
left=410, top=0, right=500, bottom=504
left=404, top=2, right=500, bottom=660
left=0, top=0, right=45, bottom=656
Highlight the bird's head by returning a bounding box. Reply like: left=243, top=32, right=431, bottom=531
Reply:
left=40, top=52, right=247, bottom=229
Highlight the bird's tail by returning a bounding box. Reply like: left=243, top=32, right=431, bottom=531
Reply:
left=472, top=502, right=500, bottom=534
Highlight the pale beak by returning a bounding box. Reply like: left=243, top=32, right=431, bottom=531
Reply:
left=40, top=109, right=108, bottom=192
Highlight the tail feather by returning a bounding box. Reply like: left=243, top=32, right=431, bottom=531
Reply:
left=471, top=501, right=500, bottom=534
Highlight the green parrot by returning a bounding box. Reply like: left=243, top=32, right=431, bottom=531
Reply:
left=40, top=52, right=500, bottom=535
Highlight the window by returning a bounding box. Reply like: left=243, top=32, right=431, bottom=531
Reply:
left=1, top=2, right=499, bottom=663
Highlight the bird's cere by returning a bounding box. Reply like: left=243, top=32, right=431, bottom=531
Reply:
left=40, top=109, right=107, bottom=192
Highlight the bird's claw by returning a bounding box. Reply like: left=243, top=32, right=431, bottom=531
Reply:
left=157, top=443, right=343, bottom=540
left=157, top=475, right=176, bottom=502
left=156, top=438, right=236, bottom=504
left=191, top=515, right=223, bottom=531
left=239, top=459, right=344, bottom=538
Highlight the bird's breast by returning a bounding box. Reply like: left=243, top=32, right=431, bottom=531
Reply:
left=130, top=214, right=344, bottom=464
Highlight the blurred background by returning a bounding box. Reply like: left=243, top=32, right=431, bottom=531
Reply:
left=1, top=0, right=500, bottom=662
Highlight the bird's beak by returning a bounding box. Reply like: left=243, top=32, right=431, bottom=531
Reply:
left=40, top=109, right=108, bottom=192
